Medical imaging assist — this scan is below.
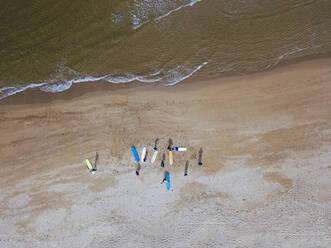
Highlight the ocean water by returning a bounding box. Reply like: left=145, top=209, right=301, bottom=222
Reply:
left=1, top=0, right=331, bottom=99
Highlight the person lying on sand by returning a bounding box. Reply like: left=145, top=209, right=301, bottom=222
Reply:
left=161, top=171, right=170, bottom=184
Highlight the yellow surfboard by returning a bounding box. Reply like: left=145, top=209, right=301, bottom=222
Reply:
left=86, top=159, right=93, bottom=170
left=169, top=150, right=173, bottom=165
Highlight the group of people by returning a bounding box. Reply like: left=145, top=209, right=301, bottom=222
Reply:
left=131, top=139, right=203, bottom=190
left=84, top=139, right=203, bottom=191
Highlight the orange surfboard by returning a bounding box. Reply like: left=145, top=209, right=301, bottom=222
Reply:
left=169, top=150, right=173, bottom=165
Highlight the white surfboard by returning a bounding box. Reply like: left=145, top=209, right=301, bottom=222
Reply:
left=172, top=147, right=187, bottom=151
left=151, top=149, right=158, bottom=164
left=141, top=147, right=147, bottom=162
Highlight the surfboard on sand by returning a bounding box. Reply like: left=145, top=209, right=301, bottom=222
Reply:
left=141, top=147, right=147, bottom=162
left=169, top=150, right=173, bottom=165
left=151, top=138, right=159, bottom=164
left=172, top=147, right=187, bottom=151
left=86, top=159, right=93, bottom=170
left=131, top=146, right=140, bottom=163
left=86, top=159, right=96, bottom=174
left=151, top=148, right=158, bottom=164
left=165, top=172, right=170, bottom=190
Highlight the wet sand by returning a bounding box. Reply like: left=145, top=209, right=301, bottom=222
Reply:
left=1, top=58, right=331, bottom=247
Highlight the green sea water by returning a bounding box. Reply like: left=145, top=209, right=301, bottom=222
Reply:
left=1, top=0, right=331, bottom=98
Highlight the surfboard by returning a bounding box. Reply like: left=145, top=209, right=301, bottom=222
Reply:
left=151, top=149, right=158, bottom=164
left=141, top=147, right=147, bottom=162
left=169, top=150, right=173, bottom=165
left=86, top=159, right=93, bottom=170
left=86, top=159, right=96, bottom=174
left=166, top=172, right=170, bottom=190
left=131, top=146, right=140, bottom=163
left=172, top=147, right=187, bottom=151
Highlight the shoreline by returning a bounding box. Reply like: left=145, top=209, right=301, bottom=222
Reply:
left=1, top=53, right=331, bottom=106
left=1, top=55, right=331, bottom=246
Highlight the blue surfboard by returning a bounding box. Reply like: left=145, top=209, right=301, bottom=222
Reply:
left=131, top=146, right=140, bottom=163
left=165, top=172, right=170, bottom=190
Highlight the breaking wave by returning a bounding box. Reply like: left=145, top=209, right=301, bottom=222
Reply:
left=0, top=62, right=208, bottom=100
left=131, top=0, right=203, bottom=29
left=156, top=0, right=202, bottom=21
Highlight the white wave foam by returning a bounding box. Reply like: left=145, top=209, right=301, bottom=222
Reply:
left=71, top=75, right=108, bottom=84
left=0, top=83, right=47, bottom=100
left=0, top=62, right=208, bottom=101
left=156, top=0, right=202, bottom=22
left=265, top=46, right=307, bottom=70
left=40, top=75, right=108, bottom=92
left=131, top=0, right=204, bottom=30
left=162, top=61, right=208, bottom=85
left=40, top=82, right=73, bottom=93
left=112, top=13, right=124, bottom=25
left=104, top=74, right=136, bottom=83
left=131, top=12, right=145, bottom=30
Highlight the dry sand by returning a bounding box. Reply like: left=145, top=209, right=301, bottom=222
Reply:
left=0, top=58, right=331, bottom=247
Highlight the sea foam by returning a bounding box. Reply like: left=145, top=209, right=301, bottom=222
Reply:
left=131, top=0, right=204, bottom=29
left=156, top=0, right=202, bottom=21
left=0, top=62, right=208, bottom=100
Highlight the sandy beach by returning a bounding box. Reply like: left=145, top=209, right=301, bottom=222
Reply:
left=1, top=58, right=331, bottom=247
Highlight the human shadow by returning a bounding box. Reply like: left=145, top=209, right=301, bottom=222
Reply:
left=136, top=163, right=141, bottom=176
left=184, top=160, right=189, bottom=176
left=198, top=147, right=203, bottom=166
left=144, top=150, right=148, bottom=162
left=161, top=153, right=166, bottom=167
left=167, top=138, right=173, bottom=150
left=94, top=152, right=99, bottom=171
left=154, top=138, right=159, bottom=149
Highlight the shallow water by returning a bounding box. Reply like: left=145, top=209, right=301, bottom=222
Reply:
left=1, top=0, right=331, bottom=99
